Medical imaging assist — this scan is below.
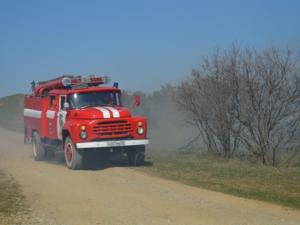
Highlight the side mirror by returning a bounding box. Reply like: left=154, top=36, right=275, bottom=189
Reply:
left=63, top=102, right=70, bottom=110
left=134, top=95, right=140, bottom=108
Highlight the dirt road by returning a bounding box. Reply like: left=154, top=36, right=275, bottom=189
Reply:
left=0, top=128, right=299, bottom=225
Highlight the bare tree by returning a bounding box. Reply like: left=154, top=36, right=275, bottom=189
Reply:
left=177, top=47, right=241, bottom=157
left=236, top=48, right=300, bottom=166
left=177, top=47, right=300, bottom=165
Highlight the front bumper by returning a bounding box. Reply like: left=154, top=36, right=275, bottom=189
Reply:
left=76, top=139, right=149, bottom=149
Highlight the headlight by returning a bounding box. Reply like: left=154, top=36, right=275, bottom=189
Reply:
left=137, top=127, right=144, bottom=135
left=80, top=131, right=87, bottom=139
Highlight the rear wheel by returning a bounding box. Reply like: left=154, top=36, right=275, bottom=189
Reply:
left=127, top=145, right=145, bottom=166
left=64, top=137, right=83, bottom=170
left=32, top=132, right=45, bottom=161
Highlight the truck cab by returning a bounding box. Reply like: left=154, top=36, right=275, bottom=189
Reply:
left=24, top=76, right=149, bottom=169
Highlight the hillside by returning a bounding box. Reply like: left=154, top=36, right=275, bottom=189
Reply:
left=0, top=94, right=24, bottom=132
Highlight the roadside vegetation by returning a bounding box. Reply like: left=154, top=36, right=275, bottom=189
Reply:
left=0, top=169, right=27, bottom=224
left=137, top=150, right=300, bottom=209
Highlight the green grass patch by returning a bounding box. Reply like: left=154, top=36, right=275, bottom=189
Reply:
left=0, top=169, right=27, bottom=218
left=137, top=150, right=300, bottom=209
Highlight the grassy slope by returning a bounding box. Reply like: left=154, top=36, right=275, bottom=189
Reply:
left=138, top=150, right=300, bottom=209
left=0, top=94, right=24, bottom=132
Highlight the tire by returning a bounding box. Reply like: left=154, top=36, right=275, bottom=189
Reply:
left=32, top=132, right=46, bottom=161
left=64, top=136, right=83, bottom=170
left=127, top=145, right=145, bottom=167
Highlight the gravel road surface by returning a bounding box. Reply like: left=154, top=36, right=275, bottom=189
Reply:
left=0, top=128, right=299, bottom=225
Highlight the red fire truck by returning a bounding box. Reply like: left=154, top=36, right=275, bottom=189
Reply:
left=24, top=75, right=149, bottom=169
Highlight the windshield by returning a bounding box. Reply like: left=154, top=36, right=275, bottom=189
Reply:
left=68, top=91, right=121, bottom=109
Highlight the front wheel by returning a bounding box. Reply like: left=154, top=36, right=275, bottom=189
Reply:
left=64, top=137, right=83, bottom=170
left=127, top=145, right=145, bottom=167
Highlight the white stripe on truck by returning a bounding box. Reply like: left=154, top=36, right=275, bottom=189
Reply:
left=104, top=106, right=120, bottom=118
left=94, top=107, right=111, bottom=118
left=24, top=109, right=42, bottom=118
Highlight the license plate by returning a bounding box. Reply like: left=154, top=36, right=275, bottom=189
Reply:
left=107, top=140, right=125, bottom=147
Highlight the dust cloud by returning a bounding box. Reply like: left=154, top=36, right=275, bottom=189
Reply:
left=0, top=90, right=197, bottom=151
left=123, top=86, right=198, bottom=151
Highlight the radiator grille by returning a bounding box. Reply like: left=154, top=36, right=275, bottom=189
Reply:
left=92, top=120, right=132, bottom=138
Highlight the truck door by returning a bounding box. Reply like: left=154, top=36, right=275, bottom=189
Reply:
left=57, top=95, right=67, bottom=140
left=47, top=95, right=58, bottom=139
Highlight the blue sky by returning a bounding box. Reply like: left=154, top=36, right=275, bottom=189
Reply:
left=0, top=0, right=300, bottom=96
